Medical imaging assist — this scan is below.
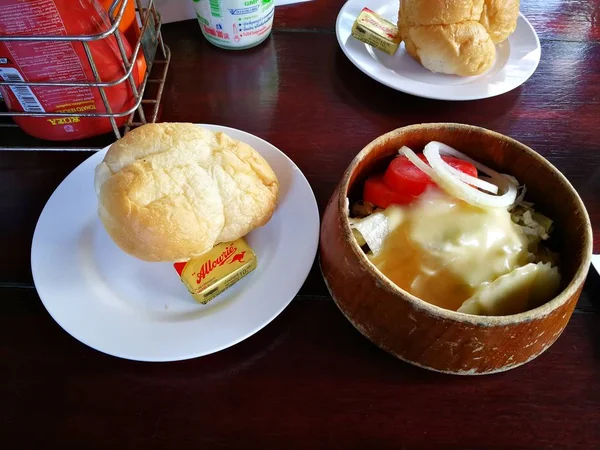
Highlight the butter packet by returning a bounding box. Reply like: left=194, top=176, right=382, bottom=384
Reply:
left=351, top=7, right=400, bottom=56
left=174, top=239, right=257, bottom=305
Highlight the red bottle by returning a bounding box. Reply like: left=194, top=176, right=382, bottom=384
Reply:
left=0, top=0, right=141, bottom=141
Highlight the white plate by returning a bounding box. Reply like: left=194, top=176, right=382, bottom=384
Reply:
left=592, top=255, right=600, bottom=276
left=336, top=0, right=541, bottom=101
left=31, top=125, right=320, bottom=362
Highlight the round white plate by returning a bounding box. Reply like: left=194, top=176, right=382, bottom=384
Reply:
left=336, top=0, right=541, bottom=101
left=31, top=125, right=320, bottom=362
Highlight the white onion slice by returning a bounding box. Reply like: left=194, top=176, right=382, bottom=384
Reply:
left=423, top=143, right=517, bottom=209
left=444, top=163, right=499, bottom=194
left=399, top=146, right=433, bottom=175
left=427, top=141, right=506, bottom=179
left=428, top=141, right=520, bottom=196
left=400, top=146, right=498, bottom=194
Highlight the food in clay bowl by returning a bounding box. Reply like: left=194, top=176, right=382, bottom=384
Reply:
left=320, top=123, right=593, bottom=375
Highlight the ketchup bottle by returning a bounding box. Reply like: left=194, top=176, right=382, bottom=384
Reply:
left=100, top=0, right=148, bottom=92
left=100, top=0, right=145, bottom=51
left=0, top=0, right=141, bottom=141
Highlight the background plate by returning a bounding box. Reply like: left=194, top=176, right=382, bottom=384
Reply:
left=336, top=0, right=541, bottom=101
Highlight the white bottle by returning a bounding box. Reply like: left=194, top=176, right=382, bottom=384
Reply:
left=193, top=0, right=275, bottom=50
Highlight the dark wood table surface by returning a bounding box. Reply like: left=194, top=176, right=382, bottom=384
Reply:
left=2, top=1, right=600, bottom=448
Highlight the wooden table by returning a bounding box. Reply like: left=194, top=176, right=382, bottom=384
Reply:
left=2, top=1, right=599, bottom=448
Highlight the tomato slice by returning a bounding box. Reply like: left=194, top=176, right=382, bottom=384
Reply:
left=383, top=154, right=477, bottom=197
left=363, top=175, right=416, bottom=208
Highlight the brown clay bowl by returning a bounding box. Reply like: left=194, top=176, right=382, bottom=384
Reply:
left=320, top=123, right=593, bottom=375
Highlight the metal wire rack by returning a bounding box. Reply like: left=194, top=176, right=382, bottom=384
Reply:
left=0, top=0, right=170, bottom=151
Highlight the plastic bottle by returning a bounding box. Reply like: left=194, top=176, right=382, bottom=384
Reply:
left=194, top=0, right=275, bottom=50
left=0, top=0, right=141, bottom=141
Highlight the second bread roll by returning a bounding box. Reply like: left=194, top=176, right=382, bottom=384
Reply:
left=480, top=0, right=520, bottom=44
left=398, top=0, right=519, bottom=76
left=402, top=22, right=495, bottom=76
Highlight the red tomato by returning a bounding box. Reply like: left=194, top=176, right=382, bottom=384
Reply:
left=363, top=175, right=416, bottom=208
left=383, top=154, right=477, bottom=197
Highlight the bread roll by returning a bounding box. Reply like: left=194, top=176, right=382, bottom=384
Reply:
left=480, top=0, right=520, bottom=44
left=398, top=0, right=519, bottom=76
left=403, top=22, right=496, bottom=76
left=94, top=123, right=279, bottom=262
left=399, top=0, right=484, bottom=27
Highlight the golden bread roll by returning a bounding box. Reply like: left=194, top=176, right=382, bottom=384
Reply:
left=398, top=0, right=519, bottom=76
left=480, top=0, right=520, bottom=43
left=403, top=23, right=496, bottom=76
left=94, top=123, right=279, bottom=262
left=399, top=0, right=484, bottom=27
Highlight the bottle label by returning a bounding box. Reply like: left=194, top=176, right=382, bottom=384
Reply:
left=0, top=67, right=45, bottom=113
left=193, top=0, right=275, bottom=49
left=0, top=0, right=138, bottom=141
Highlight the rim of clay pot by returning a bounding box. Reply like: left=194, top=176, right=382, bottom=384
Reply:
left=338, top=123, right=593, bottom=327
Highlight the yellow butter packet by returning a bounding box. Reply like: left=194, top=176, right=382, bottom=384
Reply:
left=351, top=7, right=400, bottom=56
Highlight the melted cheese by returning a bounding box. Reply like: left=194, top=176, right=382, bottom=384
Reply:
left=368, top=189, right=532, bottom=311
left=458, top=262, right=561, bottom=316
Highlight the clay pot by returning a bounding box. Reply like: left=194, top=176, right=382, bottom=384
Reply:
left=320, top=123, right=593, bottom=375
